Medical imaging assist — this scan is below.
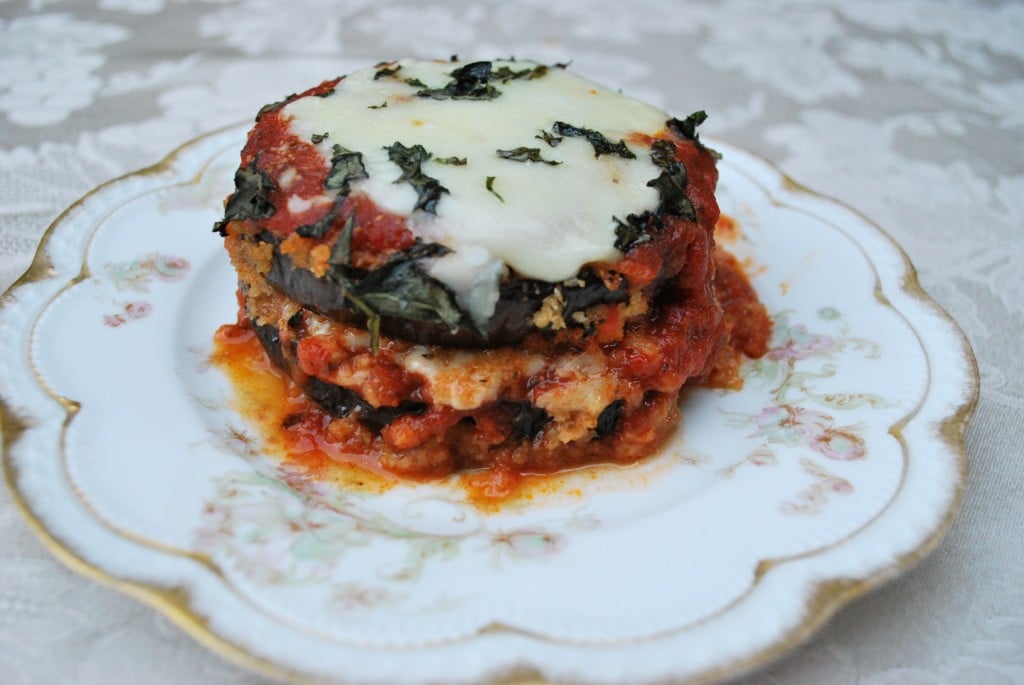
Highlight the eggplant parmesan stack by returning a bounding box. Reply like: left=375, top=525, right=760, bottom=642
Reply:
left=215, top=58, right=770, bottom=477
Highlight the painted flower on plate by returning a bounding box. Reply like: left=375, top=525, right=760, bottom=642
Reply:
left=767, top=323, right=834, bottom=362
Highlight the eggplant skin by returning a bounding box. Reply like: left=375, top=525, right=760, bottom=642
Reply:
left=248, top=314, right=554, bottom=438
left=502, top=400, right=551, bottom=440
left=252, top=321, right=287, bottom=370
left=304, top=376, right=427, bottom=431
left=250, top=313, right=430, bottom=429
left=595, top=399, right=626, bottom=438
left=268, top=251, right=350, bottom=317
left=265, top=242, right=628, bottom=347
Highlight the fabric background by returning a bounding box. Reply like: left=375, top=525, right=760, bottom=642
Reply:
left=1, top=1, right=1021, bottom=683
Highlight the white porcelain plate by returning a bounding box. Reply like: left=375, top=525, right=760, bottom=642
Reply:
left=0, top=126, right=977, bottom=685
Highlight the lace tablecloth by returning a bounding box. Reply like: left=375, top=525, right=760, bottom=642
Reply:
left=1, top=1, right=1021, bottom=683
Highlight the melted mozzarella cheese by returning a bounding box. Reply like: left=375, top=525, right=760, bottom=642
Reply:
left=284, top=59, right=667, bottom=325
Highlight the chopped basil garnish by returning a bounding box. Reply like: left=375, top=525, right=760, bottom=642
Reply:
left=256, top=86, right=335, bottom=122
left=535, top=130, right=562, bottom=147
left=296, top=201, right=343, bottom=238
left=339, top=289, right=382, bottom=354
left=384, top=141, right=450, bottom=213
left=496, top=147, right=561, bottom=165
left=491, top=64, right=549, bottom=82
left=435, top=156, right=468, bottom=165
left=256, top=95, right=296, bottom=121
left=310, top=132, right=329, bottom=144
left=612, top=137, right=701, bottom=250
left=323, top=237, right=465, bottom=351
left=551, top=121, right=636, bottom=159
left=485, top=175, right=504, bottom=202
left=416, top=60, right=500, bottom=100
left=368, top=100, right=388, bottom=109
left=328, top=211, right=356, bottom=266
left=646, top=139, right=695, bottom=220
left=379, top=60, right=554, bottom=101
left=385, top=141, right=429, bottom=174
left=374, top=63, right=401, bottom=79
left=357, top=241, right=469, bottom=336
left=613, top=214, right=653, bottom=251
left=667, top=111, right=707, bottom=141
left=320, top=214, right=384, bottom=351
left=324, top=144, right=369, bottom=192
left=667, top=110, right=722, bottom=159
left=213, top=161, right=276, bottom=235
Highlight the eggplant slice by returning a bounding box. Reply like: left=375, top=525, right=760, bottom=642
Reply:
left=248, top=310, right=555, bottom=438
left=262, top=234, right=630, bottom=347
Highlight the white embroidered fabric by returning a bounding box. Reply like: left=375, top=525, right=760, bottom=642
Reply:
left=1, top=1, right=1021, bottom=683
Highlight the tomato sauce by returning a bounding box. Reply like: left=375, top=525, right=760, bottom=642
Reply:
left=235, top=102, right=417, bottom=271
left=212, top=325, right=591, bottom=505
left=218, top=85, right=769, bottom=499
left=211, top=238, right=769, bottom=504
left=211, top=324, right=397, bottom=492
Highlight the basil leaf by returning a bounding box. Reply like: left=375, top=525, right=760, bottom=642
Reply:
left=256, top=86, right=335, bottom=121
left=551, top=121, right=636, bottom=159
left=325, top=261, right=357, bottom=294
left=311, top=132, right=329, bottom=144
left=319, top=268, right=368, bottom=352
left=384, top=141, right=450, bottom=213
left=666, top=111, right=708, bottom=141
left=322, top=239, right=475, bottom=344
left=402, top=240, right=452, bottom=261
left=379, top=60, right=552, bottom=101
left=416, top=60, right=501, bottom=100
left=256, top=94, right=297, bottom=121
left=322, top=212, right=363, bottom=336
left=649, top=138, right=680, bottom=170
left=386, top=141, right=432, bottom=179
left=485, top=175, right=504, bottom=202
left=324, top=144, right=369, bottom=192
left=646, top=139, right=695, bottom=220
left=435, top=156, right=468, bottom=165
left=213, top=161, right=276, bottom=235
left=374, top=64, right=402, bottom=80
left=368, top=100, right=388, bottom=109
left=667, top=110, right=722, bottom=159
left=496, top=147, right=561, bottom=165
left=613, top=213, right=653, bottom=251
left=328, top=210, right=357, bottom=265
left=491, top=64, right=549, bottom=82
left=535, top=130, right=562, bottom=147
left=450, top=60, right=493, bottom=86
left=357, top=253, right=466, bottom=334
left=295, top=201, right=343, bottom=238
left=340, top=290, right=382, bottom=354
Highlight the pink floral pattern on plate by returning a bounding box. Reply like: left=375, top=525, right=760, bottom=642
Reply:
left=192, top=420, right=575, bottom=602
left=188, top=301, right=887, bottom=603
left=99, top=252, right=190, bottom=326
left=721, top=306, right=892, bottom=513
